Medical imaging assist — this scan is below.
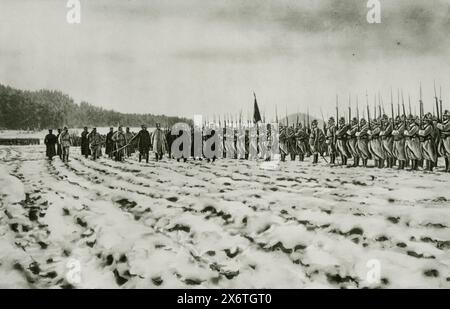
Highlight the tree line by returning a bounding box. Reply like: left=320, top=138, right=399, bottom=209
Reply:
left=0, top=83, right=191, bottom=130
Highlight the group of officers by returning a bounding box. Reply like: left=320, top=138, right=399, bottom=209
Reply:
left=279, top=110, right=450, bottom=172
left=43, top=109, right=450, bottom=172
left=44, top=123, right=167, bottom=163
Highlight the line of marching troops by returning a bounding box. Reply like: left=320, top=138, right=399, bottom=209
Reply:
left=44, top=110, right=450, bottom=172
left=278, top=110, right=450, bottom=172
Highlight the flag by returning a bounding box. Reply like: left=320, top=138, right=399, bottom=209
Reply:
left=253, top=92, right=262, bottom=123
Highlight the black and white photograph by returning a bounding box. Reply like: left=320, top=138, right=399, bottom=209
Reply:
left=0, top=0, right=449, bottom=292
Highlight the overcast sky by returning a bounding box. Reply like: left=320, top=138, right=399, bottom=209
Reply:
left=0, top=0, right=449, bottom=119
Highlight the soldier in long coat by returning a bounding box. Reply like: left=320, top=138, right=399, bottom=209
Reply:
left=112, top=126, right=127, bottom=162
left=89, top=128, right=103, bottom=160
left=80, top=127, right=91, bottom=158
left=368, top=118, right=386, bottom=168
left=44, top=129, right=57, bottom=160
left=309, top=120, right=325, bottom=164
left=325, top=117, right=337, bottom=164
left=335, top=117, right=351, bottom=166
left=152, top=123, right=167, bottom=161
left=404, top=115, right=422, bottom=170
left=346, top=118, right=359, bottom=167
left=380, top=115, right=395, bottom=168
left=356, top=118, right=370, bottom=167
left=105, top=127, right=115, bottom=158
left=286, top=126, right=297, bottom=161
left=56, top=128, right=63, bottom=159
left=295, top=123, right=308, bottom=162
left=279, top=125, right=288, bottom=162
left=392, top=116, right=407, bottom=170
left=419, top=113, right=437, bottom=171
left=58, top=127, right=72, bottom=163
left=132, top=125, right=152, bottom=163
left=436, top=110, right=450, bottom=172
left=125, top=127, right=135, bottom=157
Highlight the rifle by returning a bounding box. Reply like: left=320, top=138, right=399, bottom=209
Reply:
left=348, top=94, right=351, bottom=125
left=390, top=88, right=394, bottom=127
left=408, top=94, right=412, bottom=116
left=434, top=81, right=439, bottom=120
left=402, top=91, right=407, bottom=128
left=285, top=106, right=289, bottom=127
left=356, top=95, right=360, bottom=131
left=419, top=83, right=423, bottom=129
left=366, top=90, right=370, bottom=129
left=320, top=107, right=327, bottom=135
left=307, top=106, right=310, bottom=131
left=440, top=86, right=443, bottom=123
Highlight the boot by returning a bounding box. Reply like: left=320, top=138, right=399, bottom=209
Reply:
left=281, top=154, right=286, bottom=162
left=313, top=154, right=318, bottom=164
left=330, top=154, right=335, bottom=164
left=363, top=158, right=367, bottom=167
left=379, top=159, right=384, bottom=168
left=428, top=160, right=434, bottom=172
left=445, top=158, right=449, bottom=172
left=139, top=154, right=142, bottom=162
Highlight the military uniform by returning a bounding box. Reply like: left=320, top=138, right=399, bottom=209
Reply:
left=89, top=129, right=103, bottom=160
left=436, top=110, right=450, bottom=172
left=325, top=118, right=337, bottom=164
left=380, top=116, right=395, bottom=168
left=404, top=116, right=422, bottom=170
left=58, top=128, right=71, bottom=163
left=335, top=117, right=351, bottom=166
left=356, top=119, right=370, bottom=167
left=295, top=124, right=308, bottom=162
left=368, top=119, right=386, bottom=168
left=419, top=113, right=437, bottom=171
left=346, top=118, right=359, bottom=167
left=309, top=120, right=325, bottom=164
left=112, top=128, right=127, bottom=161
left=392, top=117, right=407, bottom=169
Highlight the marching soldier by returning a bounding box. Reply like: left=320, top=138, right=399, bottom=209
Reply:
left=279, top=125, right=288, bottom=162
left=436, top=110, right=450, bottom=172
left=89, top=128, right=102, bottom=161
left=380, top=115, right=395, bottom=168
left=356, top=118, right=370, bottom=167
left=309, top=120, right=325, bottom=164
left=58, top=127, right=72, bottom=163
left=286, top=125, right=297, bottom=161
left=392, top=115, right=407, bottom=170
left=347, top=117, right=359, bottom=167
left=335, top=117, right=351, bottom=166
left=368, top=118, right=386, bottom=168
left=325, top=117, right=337, bottom=164
left=404, top=115, right=422, bottom=171
left=419, top=113, right=437, bottom=171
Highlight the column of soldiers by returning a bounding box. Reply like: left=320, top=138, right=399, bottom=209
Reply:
left=275, top=109, right=450, bottom=172
left=44, top=108, right=450, bottom=172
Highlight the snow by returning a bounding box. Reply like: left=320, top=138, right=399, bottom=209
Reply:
left=0, top=144, right=449, bottom=288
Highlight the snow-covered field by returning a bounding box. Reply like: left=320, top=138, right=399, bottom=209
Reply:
left=0, top=145, right=449, bottom=289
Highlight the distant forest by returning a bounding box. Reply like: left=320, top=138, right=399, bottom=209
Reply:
left=0, top=84, right=191, bottom=130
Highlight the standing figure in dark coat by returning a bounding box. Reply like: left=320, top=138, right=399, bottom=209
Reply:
left=81, top=127, right=91, bottom=158
left=105, top=127, right=115, bottom=158
left=44, top=129, right=57, bottom=160
left=133, top=125, right=152, bottom=163
left=56, top=128, right=62, bottom=159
